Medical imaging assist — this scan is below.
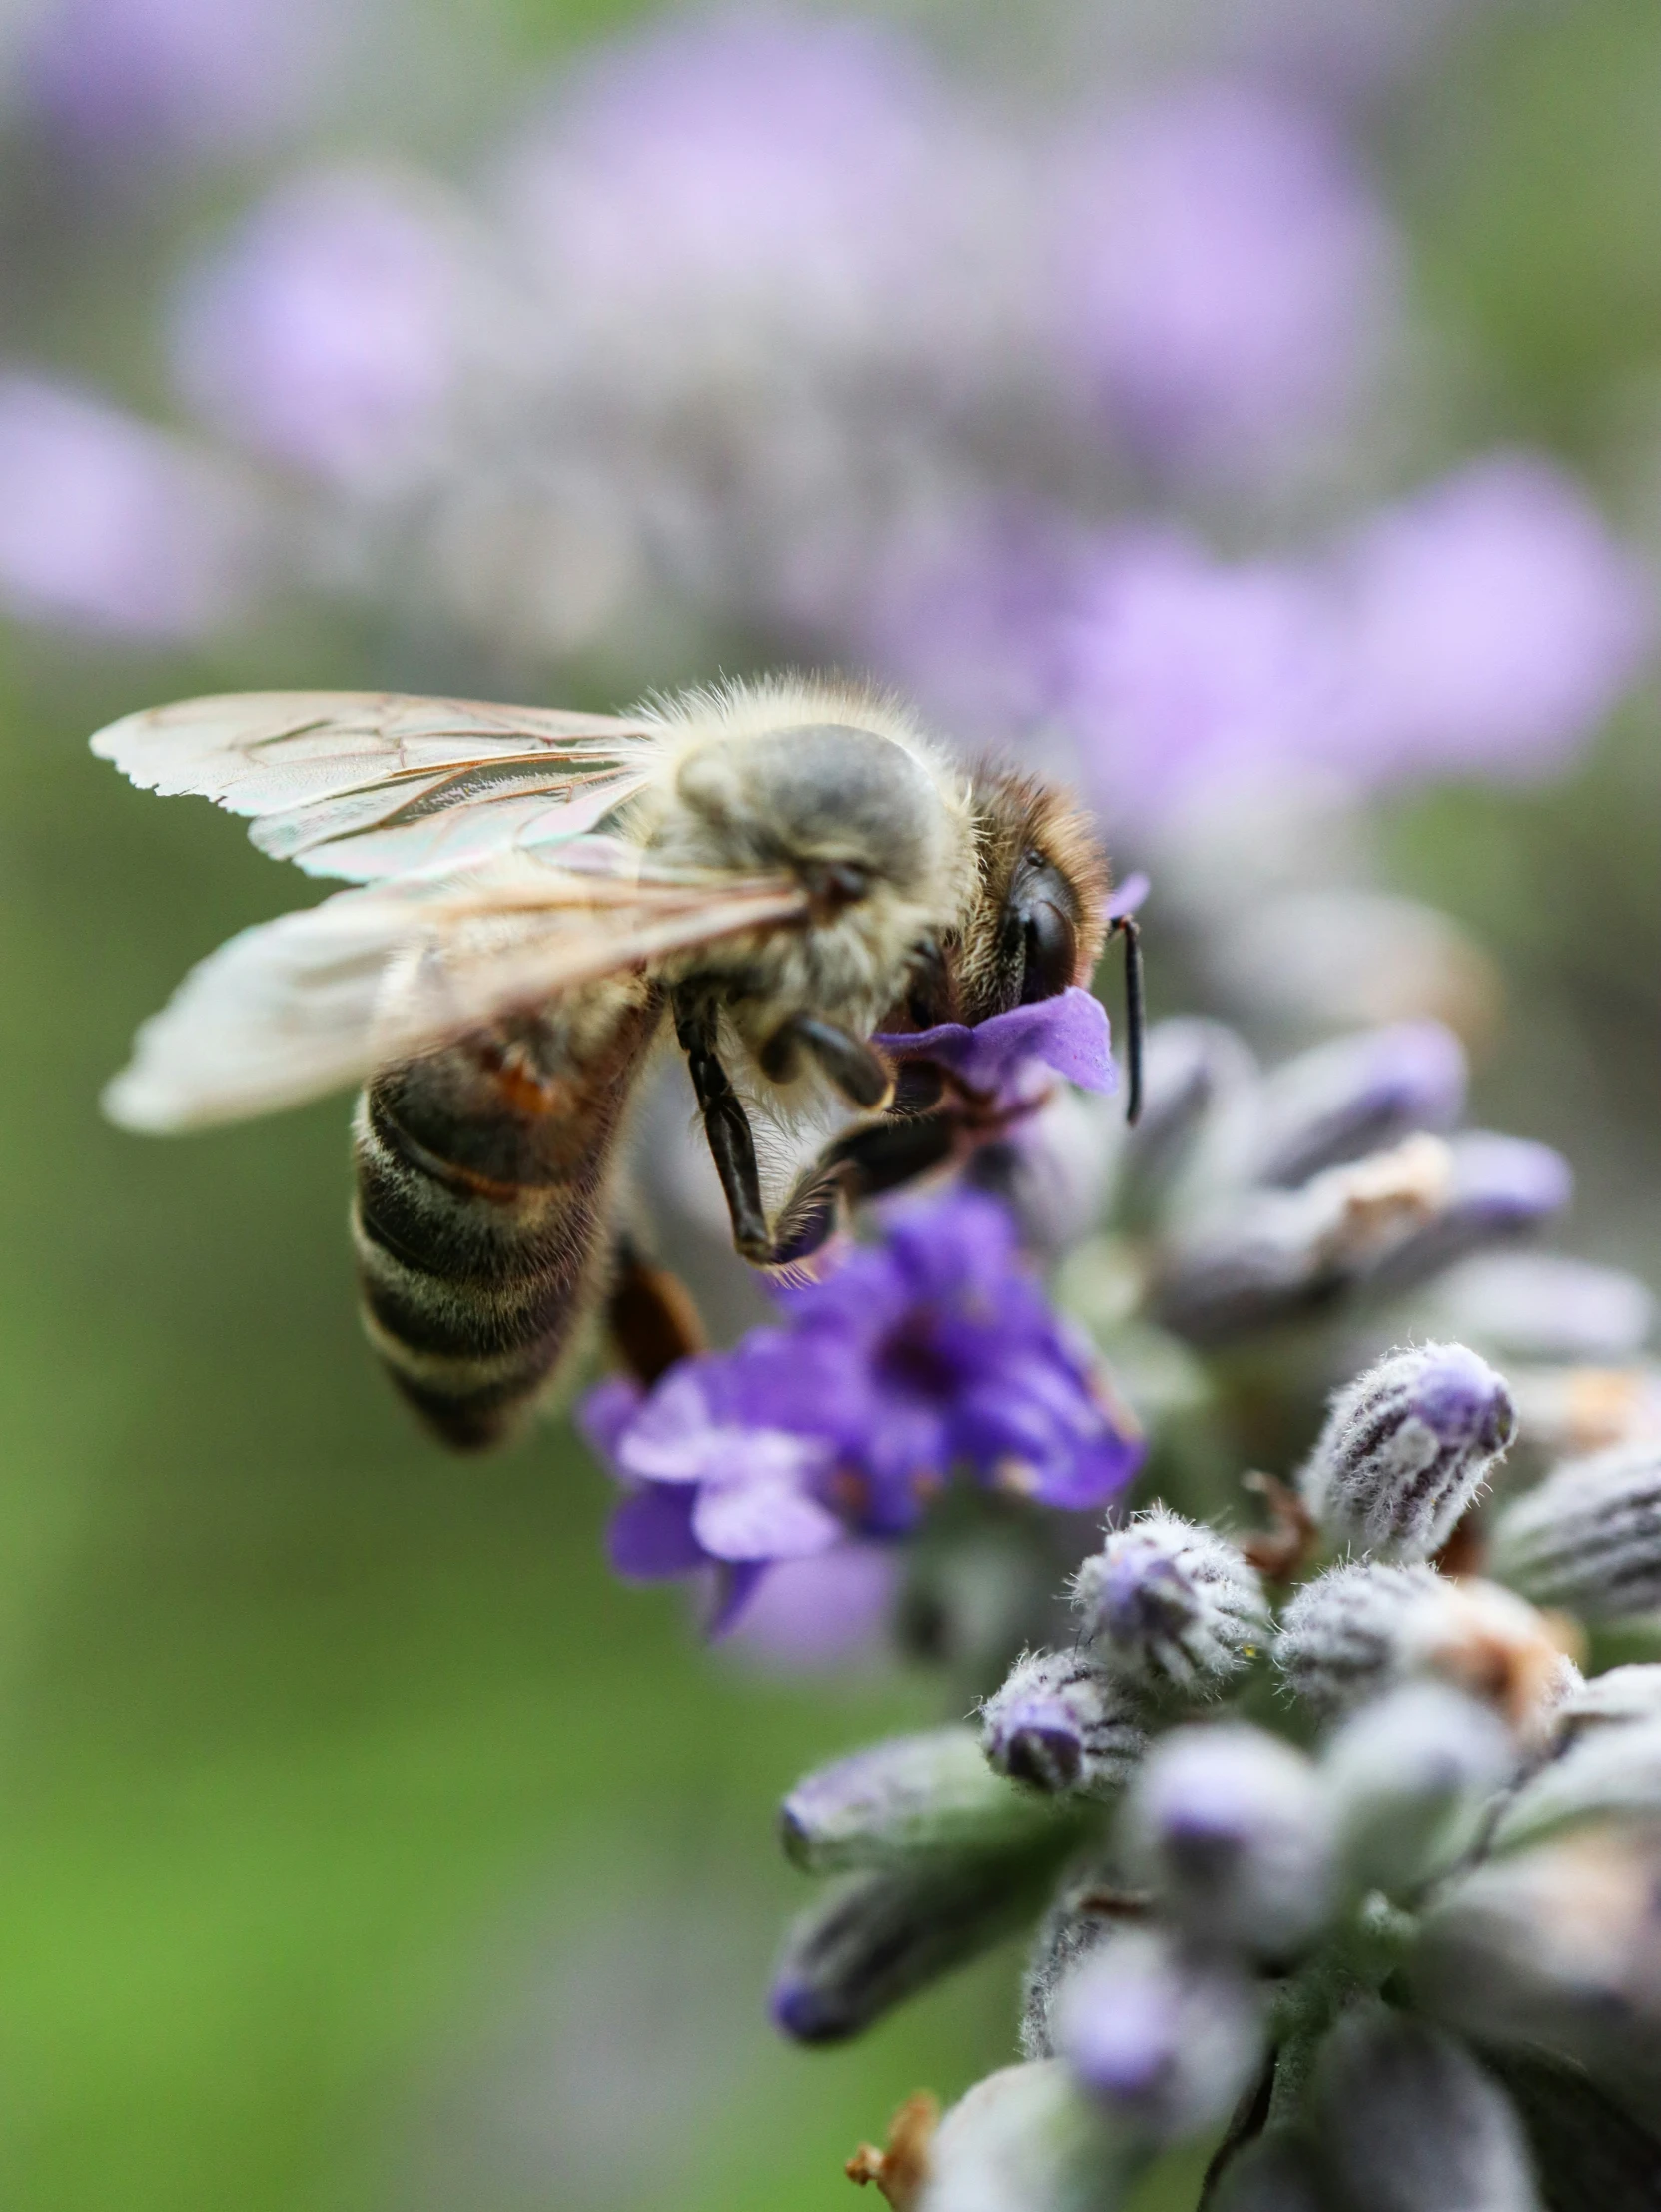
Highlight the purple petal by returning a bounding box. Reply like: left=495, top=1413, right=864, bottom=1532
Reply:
left=876, top=988, right=1117, bottom=1098
left=607, top=1484, right=706, bottom=1579
left=723, top=1544, right=901, bottom=1671
left=707, top=1561, right=771, bottom=1638
left=692, top=1465, right=843, bottom=1562
left=611, top=1359, right=727, bottom=1482
left=576, top=1374, right=644, bottom=1464
left=1107, top=871, right=1151, bottom=922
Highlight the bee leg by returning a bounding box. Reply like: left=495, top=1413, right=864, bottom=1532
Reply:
left=605, top=1233, right=708, bottom=1386
left=672, top=989, right=773, bottom=1262
left=759, top=1016, right=894, bottom=1109
left=764, top=1110, right=960, bottom=1266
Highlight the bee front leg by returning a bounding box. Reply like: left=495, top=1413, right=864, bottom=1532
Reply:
left=673, top=989, right=773, bottom=1262
left=764, top=1110, right=960, bottom=1266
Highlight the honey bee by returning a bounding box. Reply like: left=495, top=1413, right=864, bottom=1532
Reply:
left=94, top=675, right=1141, bottom=1449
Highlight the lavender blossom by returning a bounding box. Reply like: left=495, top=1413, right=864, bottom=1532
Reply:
left=875, top=987, right=1118, bottom=1106
left=1122, top=1723, right=1335, bottom=1956
left=1070, top=1509, right=1268, bottom=1699
left=0, top=375, right=261, bottom=642
left=583, top=1189, right=1144, bottom=1626
left=1045, top=83, right=1398, bottom=471
left=1489, top=1440, right=1661, bottom=1622
left=979, top=1650, right=1145, bottom=1798
left=22, top=0, right=346, bottom=160
left=1246, top=1020, right=1467, bottom=1189
left=1333, top=455, right=1655, bottom=786
left=1298, top=1342, right=1516, bottom=1560
left=1054, top=1929, right=1264, bottom=2141
left=172, top=168, right=483, bottom=492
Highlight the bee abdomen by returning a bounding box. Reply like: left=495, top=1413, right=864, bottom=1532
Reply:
left=352, top=991, right=659, bottom=1451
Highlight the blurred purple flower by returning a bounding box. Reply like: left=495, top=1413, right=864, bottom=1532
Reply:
left=723, top=1545, right=901, bottom=1672
left=1333, top=455, right=1655, bottom=781
left=23, top=0, right=343, bottom=161
left=503, top=12, right=999, bottom=354
left=583, top=1191, right=1143, bottom=1627
left=0, top=374, right=260, bottom=642
left=172, top=169, right=479, bottom=491
left=1047, top=83, right=1398, bottom=470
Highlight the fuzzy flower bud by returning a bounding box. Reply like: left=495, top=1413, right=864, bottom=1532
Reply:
left=1489, top=1439, right=1661, bottom=1622
left=780, top=1727, right=1069, bottom=1873
left=1152, top=1133, right=1457, bottom=1348
left=1246, top=1020, right=1467, bottom=1190
left=1322, top=1682, right=1517, bottom=1895
left=1489, top=1716, right=1661, bottom=1854
left=1274, top=1564, right=1575, bottom=1737
left=1365, top=1131, right=1573, bottom=1297
left=1054, top=1929, right=1263, bottom=2144
left=1310, top=2008, right=1541, bottom=2212
left=1070, top=1508, right=1268, bottom=1699
left=915, top=2060, right=1125, bottom=2212
left=772, top=1846, right=1059, bottom=2046
left=979, top=1651, right=1146, bottom=1798
left=1417, top=1825, right=1661, bottom=2078
left=1550, top=1662, right=1661, bottom=1748
left=1299, top=1342, right=1516, bottom=1561
left=1122, top=1723, right=1335, bottom=1957
left=1417, top=1252, right=1655, bottom=1365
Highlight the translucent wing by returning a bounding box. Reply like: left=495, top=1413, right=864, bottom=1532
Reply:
left=90, top=690, right=660, bottom=882
left=104, top=841, right=810, bottom=1132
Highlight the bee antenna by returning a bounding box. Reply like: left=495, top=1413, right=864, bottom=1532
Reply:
left=1113, top=914, right=1145, bottom=1127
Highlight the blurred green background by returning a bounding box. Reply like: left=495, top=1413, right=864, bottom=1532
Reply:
left=0, top=2, right=1659, bottom=2207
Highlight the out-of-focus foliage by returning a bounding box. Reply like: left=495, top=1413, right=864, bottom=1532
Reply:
left=0, top=1, right=1658, bottom=2209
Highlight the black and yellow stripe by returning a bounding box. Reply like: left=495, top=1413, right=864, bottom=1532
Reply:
left=351, top=983, right=662, bottom=1448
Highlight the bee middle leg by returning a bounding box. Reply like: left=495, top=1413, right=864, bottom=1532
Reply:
left=759, top=1016, right=893, bottom=1109
left=673, top=988, right=773, bottom=1262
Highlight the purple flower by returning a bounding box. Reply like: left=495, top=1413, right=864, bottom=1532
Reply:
left=1046, top=83, right=1399, bottom=471
left=723, top=1546, right=901, bottom=1673
left=875, top=988, right=1119, bottom=1106
left=1332, top=454, right=1655, bottom=783
left=172, top=168, right=478, bottom=491
left=23, top=0, right=344, bottom=161
left=0, top=375, right=261, bottom=642
left=582, top=1191, right=1144, bottom=1627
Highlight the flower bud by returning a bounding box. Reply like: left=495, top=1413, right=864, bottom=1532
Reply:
left=1298, top=1342, right=1515, bottom=1561
left=1550, top=1663, right=1661, bottom=1749
left=781, top=1727, right=1071, bottom=1874
left=1416, top=1253, right=1655, bottom=1366
left=1505, top=1362, right=1661, bottom=1462
left=1310, top=2008, right=1541, bottom=2212
left=1208, top=2134, right=1327, bottom=2212
left=916, top=2060, right=1127, bottom=2212
left=1364, top=1132, right=1573, bottom=1298
left=1322, top=1682, right=1517, bottom=1895
left=1121, top=1723, right=1335, bottom=1957
left=980, top=1651, right=1146, bottom=1798
left=1275, top=1565, right=1574, bottom=1738
left=1070, top=1508, right=1268, bottom=1699
left=1054, top=1929, right=1263, bottom=2144
left=772, top=1845, right=1060, bottom=2046
left=1247, top=1021, right=1467, bottom=1191
left=1489, top=1716, right=1661, bottom=1854
left=1152, top=1134, right=1455, bottom=1349
left=1417, top=1825, right=1661, bottom=2078
left=1489, top=1439, right=1661, bottom=1622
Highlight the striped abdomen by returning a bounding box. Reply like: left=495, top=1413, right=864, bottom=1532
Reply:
left=352, top=978, right=662, bottom=1449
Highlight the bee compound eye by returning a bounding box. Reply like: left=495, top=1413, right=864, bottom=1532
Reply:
left=1019, top=898, right=1077, bottom=1003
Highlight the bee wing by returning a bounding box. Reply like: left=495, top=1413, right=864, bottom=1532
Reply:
left=90, top=690, right=660, bottom=882
left=104, top=842, right=810, bottom=1133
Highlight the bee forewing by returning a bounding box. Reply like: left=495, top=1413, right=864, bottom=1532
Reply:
left=91, top=690, right=659, bottom=882
left=103, top=848, right=810, bottom=1132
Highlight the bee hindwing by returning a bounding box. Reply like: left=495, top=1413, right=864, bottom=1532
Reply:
left=103, top=845, right=810, bottom=1133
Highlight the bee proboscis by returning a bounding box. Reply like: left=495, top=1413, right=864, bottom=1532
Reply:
left=94, top=674, right=1139, bottom=1448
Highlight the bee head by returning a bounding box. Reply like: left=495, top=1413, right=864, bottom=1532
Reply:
left=951, top=769, right=1110, bottom=1024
